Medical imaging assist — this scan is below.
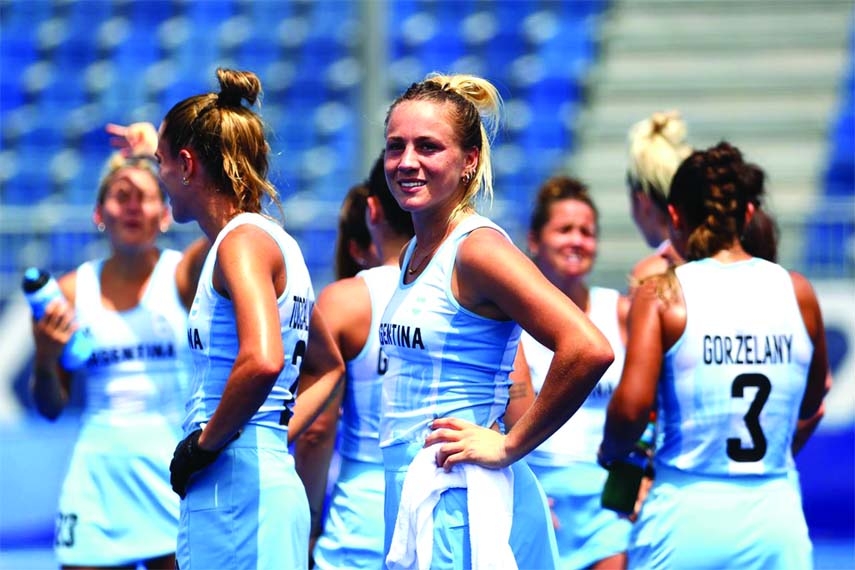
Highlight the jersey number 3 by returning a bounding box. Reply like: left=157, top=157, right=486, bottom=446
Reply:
left=727, top=373, right=771, bottom=462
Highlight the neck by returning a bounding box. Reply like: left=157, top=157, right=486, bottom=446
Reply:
left=710, top=241, right=753, bottom=263
left=197, top=196, right=243, bottom=240
left=106, top=247, right=161, bottom=280
left=379, top=234, right=412, bottom=266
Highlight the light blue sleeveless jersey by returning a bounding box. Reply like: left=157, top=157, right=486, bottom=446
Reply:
left=379, top=214, right=558, bottom=570
left=339, top=264, right=399, bottom=462
left=55, top=250, right=189, bottom=566
left=658, top=258, right=813, bottom=476
left=313, top=264, right=399, bottom=570
left=177, top=213, right=314, bottom=570
left=379, top=215, right=519, bottom=447
left=182, top=212, right=314, bottom=435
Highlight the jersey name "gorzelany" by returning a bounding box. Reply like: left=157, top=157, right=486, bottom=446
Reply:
left=703, top=334, right=793, bottom=365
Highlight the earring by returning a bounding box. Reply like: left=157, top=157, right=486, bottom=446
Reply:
left=182, top=177, right=190, bottom=186
left=97, top=223, right=106, bottom=233
left=462, top=171, right=472, bottom=184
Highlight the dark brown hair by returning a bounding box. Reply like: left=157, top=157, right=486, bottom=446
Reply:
left=529, top=175, right=599, bottom=237
left=160, top=68, right=279, bottom=216
left=334, top=184, right=372, bottom=280
left=669, top=141, right=750, bottom=260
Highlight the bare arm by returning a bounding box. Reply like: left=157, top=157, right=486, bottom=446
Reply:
left=601, top=278, right=672, bottom=462
left=30, top=272, right=79, bottom=420
left=295, top=382, right=343, bottom=550
left=790, top=271, right=830, bottom=453
left=287, top=305, right=346, bottom=444
left=196, top=227, right=287, bottom=451
left=503, top=341, right=534, bottom=432
left=294, top=277, right=369, bottom=545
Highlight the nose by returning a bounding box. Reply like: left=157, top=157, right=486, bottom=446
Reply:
left=397, top=144, right=418, bottom=171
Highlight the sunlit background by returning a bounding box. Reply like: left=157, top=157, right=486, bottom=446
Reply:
left=1, top=1, right=853, bottom=567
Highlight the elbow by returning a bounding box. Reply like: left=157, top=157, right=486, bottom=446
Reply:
left=298, top=418, right=338, bottom=448
left=588, top=338, right=615, bottom=383
left=247, top=352, right=285, bottom=385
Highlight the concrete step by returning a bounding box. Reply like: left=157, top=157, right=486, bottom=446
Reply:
left=574, top=94, right=838, bottom=142
left=587, top=49, right=848, bottom=93
left=602, top=1, right=853, bottom=53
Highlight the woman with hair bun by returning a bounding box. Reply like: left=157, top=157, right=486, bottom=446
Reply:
left=378, top=72, right=614, bottom=569
left=601, top=141, right=829, bottom=569
left=625, top=111, right=693, bottom=292
left=156, top=68, right=344, bottom=569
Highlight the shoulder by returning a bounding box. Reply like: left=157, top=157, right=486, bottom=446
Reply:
left=788, top=269, right=822, bottom=325
left=317, top=276, right=369, bottom=310
left=57, top=270, right=79, bottom=305
left=219, top=221, right=281, bottom=256
left=456, top=224, right=518, bottom=269
left=633, top=271, right=682, bottom=315
left=630, top=252, right=672, bottom=285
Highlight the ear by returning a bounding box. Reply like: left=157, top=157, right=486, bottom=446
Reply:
left=526, top=230, right=540, bottom=257
left=92, top=207, right=103, bottom=228
left=667, top=204, right=682, bottom=231
left=366, top=195, right=383, bottom=226
left=178, top=148, right=194, bottom=179
left=744, top=201, right=756, bottom=228
left=464, top=147, right=479, bottom=177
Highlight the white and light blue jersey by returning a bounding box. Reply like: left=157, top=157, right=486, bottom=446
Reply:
left=74, top=249, right=191, bottom=426
left=58, top=250, right=188, bottom=566
left=181, top=212, right=314, bottom=435
left=523, top=286, right=626, bottom=466
left=339, top=264, right=400, bottom=463
left=379, top=214, right=520, bottom=447
left=657, top=258, right=813, bottom=476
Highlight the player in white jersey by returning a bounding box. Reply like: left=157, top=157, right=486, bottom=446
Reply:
left=155, top=68, right=344, bottom=570
left=601, top=142, right=829, bottom=569
left=522, top=176, right=632, bottom=569
left=378, top=73, right=614, bottom=569
left=295, top=155, right=414, bottom=568
left=30, top=123, right=208, bottom=569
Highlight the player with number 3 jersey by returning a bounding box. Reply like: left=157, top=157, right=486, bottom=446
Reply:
left=600, top=142, right=829, bottom=569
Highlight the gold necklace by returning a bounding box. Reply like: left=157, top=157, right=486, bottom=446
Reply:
left=407, top=241, right=441, bottom=274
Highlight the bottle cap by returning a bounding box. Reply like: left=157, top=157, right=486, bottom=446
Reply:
left=22, top=267, right=50, bottom=293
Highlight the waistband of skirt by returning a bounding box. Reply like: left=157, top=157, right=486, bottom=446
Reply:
left=195, top=422, right=289, bottom=451
left=655, top=462, right=791, bottom=487
left=381, top=440, right=428, bottom=471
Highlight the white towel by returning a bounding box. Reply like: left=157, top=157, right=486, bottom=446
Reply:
left=386, top=443, right=517, bottom=570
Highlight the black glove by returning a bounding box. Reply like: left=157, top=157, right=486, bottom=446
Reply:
left=169, top=429, right=223, bottom=499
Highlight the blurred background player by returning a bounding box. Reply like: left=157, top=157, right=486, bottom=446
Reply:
left=522, top=175, right=632, bottom=569
left=625, top=111, right=693, bottom=292
left=29, top=121, right=208, bottom=570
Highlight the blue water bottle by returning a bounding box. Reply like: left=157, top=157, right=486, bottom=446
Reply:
left=22, top=267, right=93, bottom=370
